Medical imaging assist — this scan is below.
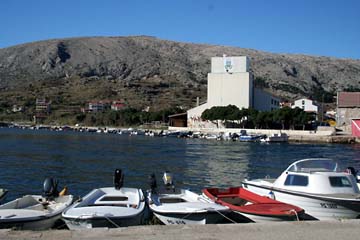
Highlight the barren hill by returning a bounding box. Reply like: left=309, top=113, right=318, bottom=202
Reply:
left=1, top=36, right=360, bottom=112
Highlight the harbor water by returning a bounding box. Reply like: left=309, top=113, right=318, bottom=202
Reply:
left=1, top=127, right=360, bottom=201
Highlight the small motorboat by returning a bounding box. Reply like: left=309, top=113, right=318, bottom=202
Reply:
left=238, top=130, right=264, bottom=142
left=0, top=178, right=74, bottom=230
left=243, top=158, right=360, bottom=220
left=260, top=133, right=289, bottom=143
left=202, top=187, right=304, bottom=222
left=62, top=169, right=146, bottom=229
left=147, top=172, right=231, bottom=225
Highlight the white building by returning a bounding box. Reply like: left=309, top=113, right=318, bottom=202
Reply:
left=292, top=98, right=318, bottom=113
left=254, top=88, right=280, bottom=112
left=187, top=56, right=279, bottom=128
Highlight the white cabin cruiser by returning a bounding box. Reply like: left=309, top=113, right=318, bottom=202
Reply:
left=62, top=169, right=146, bottom=229
left=0, top=178, right=74, bottom=230
left=147, top=172, right=230, bottom=225
left=242, top=158, right=360, bottom=220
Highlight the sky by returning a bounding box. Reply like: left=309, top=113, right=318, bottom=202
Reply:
left=0, top=0, right=359, bottom=59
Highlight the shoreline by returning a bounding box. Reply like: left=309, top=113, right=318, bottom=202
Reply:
left=1, top=122, right=359, bottom=144
left=169, top=126, right=360, bottom=144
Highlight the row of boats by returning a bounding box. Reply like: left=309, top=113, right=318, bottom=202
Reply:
left=10, top=124, right=289, bottom=143
left=162, top=130, right=289, bottom=142
left=1, top=158, right=360, bottom=230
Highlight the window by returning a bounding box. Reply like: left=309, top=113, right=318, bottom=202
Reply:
left=329, top=177, right=352, bottom=187
left=99, top=196, right=128, bottom=201
left=302, top=100, right=305, bottom=105
left=284, top=174, right=308, bottom=186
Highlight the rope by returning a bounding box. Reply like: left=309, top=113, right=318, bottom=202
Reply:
left=103, top=215, right=121, bottom=228
left=289, top=209, right=300, bottom=221
left=211, top=208, right=238, bottom=223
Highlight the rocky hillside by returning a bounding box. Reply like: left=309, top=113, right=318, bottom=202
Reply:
left=1, top=36, right=360, bottom=112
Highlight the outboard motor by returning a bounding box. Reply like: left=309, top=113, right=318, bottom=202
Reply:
left=114, top=169, right=124, bottom=190
left=162, top=171, right=175, bottom=192
left=148, top=173, right=157, bottom=194
left=43, top=178, right=59, bottom=200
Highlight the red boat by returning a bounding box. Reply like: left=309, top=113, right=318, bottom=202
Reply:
left=202, top=187, right=304, bottom=222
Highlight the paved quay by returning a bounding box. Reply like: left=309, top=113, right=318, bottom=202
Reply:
left=1, top=220, right=360, bottom=240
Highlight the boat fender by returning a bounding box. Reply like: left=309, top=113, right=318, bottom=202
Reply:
left=59, top=186, right=68, bottom=196
left=268, top=191, right=275, bottom=200
left=163, top=171, right=175, bottom=192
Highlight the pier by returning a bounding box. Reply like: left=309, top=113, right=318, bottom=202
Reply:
left=1, top=220, right=360, bottom=240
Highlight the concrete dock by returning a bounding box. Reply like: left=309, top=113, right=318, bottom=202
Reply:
left=1, top=220, right=360, bottom=240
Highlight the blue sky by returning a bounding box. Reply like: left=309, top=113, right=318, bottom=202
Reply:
left=1, top=0, right=359, bottom=59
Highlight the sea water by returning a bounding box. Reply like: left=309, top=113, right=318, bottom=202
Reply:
left=0, top=128, right=359, bottom=201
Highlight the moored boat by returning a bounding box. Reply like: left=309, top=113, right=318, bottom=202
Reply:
left=62, top=169, right=146, bottom=229
left=239, top=134, right=262, bottom=142
left=260, top=133, right=288, bottom=143
left=0, top=178, right=74, bottom=230
left=202, top=187, right=304, bottom=222
left=147, top=172, right=231, bottom=225
left=238, top=130, right=264, bottom=142
left=242, top=158, right=360, bottom=220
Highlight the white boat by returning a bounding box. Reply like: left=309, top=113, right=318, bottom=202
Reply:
left=238, top=130, right=264, bottom=142
left=0, top=179, right=74, bottom=230
left=62, top=169, right=146, bottom=229
left=260, top=133, right=288, bottom=143
left=242, top=158, right=360, bottom=220
left=204, top=134, right=218, bottom=140
left=147, top=172, right=230, bottom=225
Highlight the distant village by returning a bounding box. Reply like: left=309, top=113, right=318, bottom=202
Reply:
left=6, top=56, right=360, bottom=137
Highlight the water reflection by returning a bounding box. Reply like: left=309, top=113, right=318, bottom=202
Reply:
left=183, top=139, right=250, bottom=190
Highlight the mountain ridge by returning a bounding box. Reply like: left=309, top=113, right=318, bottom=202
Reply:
left=0, top=35, right=359, bottom=113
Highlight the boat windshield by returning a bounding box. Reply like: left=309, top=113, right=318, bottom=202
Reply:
left=287, top=158, right=340, bottom=173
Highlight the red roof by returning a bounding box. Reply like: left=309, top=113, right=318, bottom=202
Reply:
left=338, top=92, right=360, bottom=107
left=112, top=103, right=125, bottom=107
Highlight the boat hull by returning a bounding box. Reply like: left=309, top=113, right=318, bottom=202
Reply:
left=243, top=182, right=360, bottom=220
left=152, top=211, right=227, bottom=225
left=236, top=211, right=299, bottom=222
left=0, top=194, right=74, bottom=230
left=63, top=211, right=146, bottom=230
left=0, top=213, right=63, bottom=230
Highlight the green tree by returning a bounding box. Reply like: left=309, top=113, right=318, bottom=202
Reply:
left=273, top=107, right=293, bottom=129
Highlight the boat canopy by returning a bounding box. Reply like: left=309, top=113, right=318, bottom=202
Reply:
left=286, top=158, right=340, bottom=173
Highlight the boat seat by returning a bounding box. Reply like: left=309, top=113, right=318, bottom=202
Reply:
left=25, top=203, right=47, bottom=211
